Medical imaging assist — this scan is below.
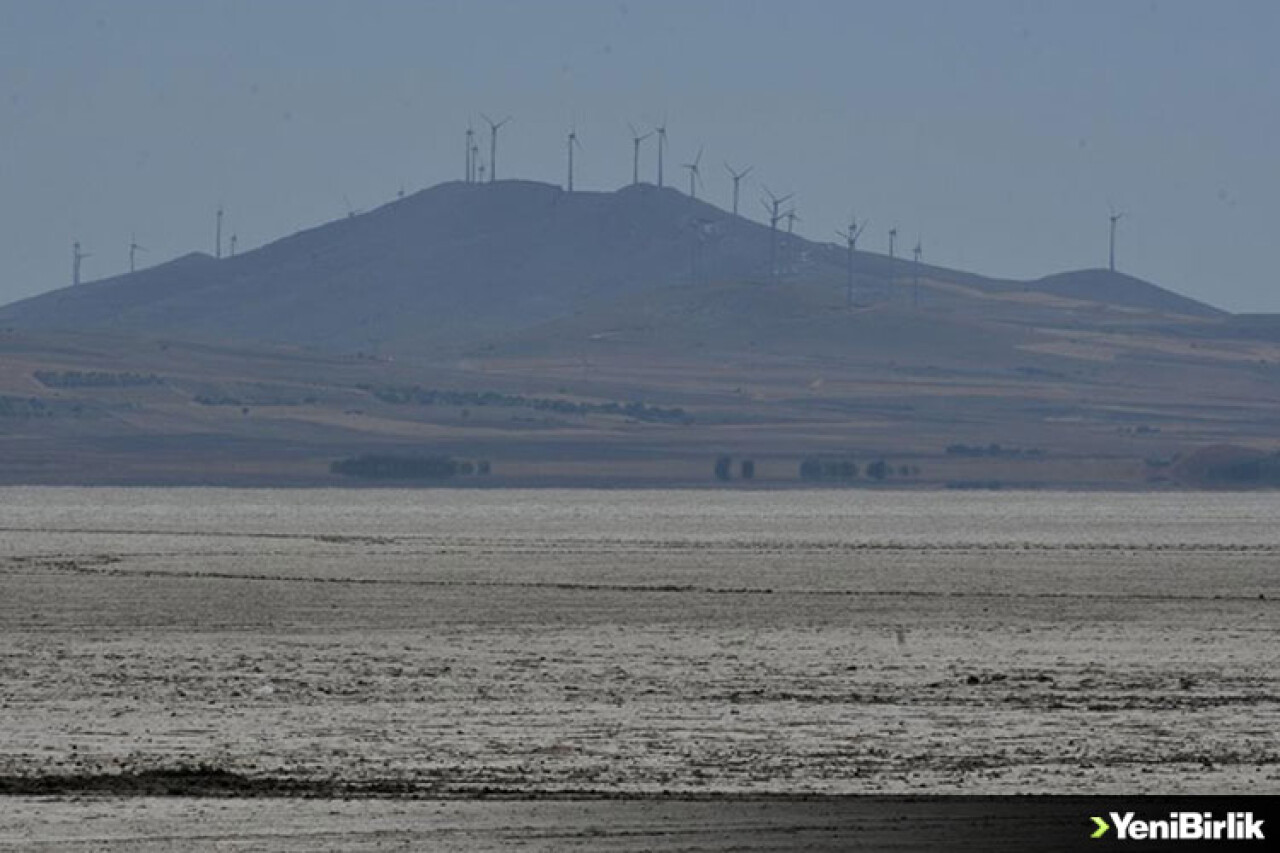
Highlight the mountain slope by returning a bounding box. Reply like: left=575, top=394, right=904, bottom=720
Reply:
left=0, top=180, right=1225, bottom=358
left=1026, top=269, right=1224, bottom=319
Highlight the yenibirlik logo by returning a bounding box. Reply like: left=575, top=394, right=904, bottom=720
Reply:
left=1091, top=811, right=1265, bottom=841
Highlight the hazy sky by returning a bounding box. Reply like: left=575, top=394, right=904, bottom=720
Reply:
left=2, top=0, right=1277, bottom=311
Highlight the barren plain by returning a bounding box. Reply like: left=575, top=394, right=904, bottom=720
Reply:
left=1, top=488, right=1277, bottom=849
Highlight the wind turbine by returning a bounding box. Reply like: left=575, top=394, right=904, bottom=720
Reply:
left=1108, top=206, right=1125, bottom=272
left=128, top=234, right=146, bottom=273
left=471, top=138, right=482, bottom=184
left=913, top=238, right=924, bottom=309
left=654, top=120, right=668, bottom=188
left=230, top=233, right=238, bottom=257
left=782, top=208, right=803, bottom=278
left=682, top=146, right=703, bottom=199
left=566, top=126, right=582, bottom=192
left=628, top=123, right=651, bottom=185
left=836, top=215, right=867, bottom=309
left=464, top=124, right=475, bottom=182
left=724, top=163, right=753, bottom=216
left=888, top=227, right=898, bottom=261
left=215, top=205, right=224, bottom=259
left=72, top=241, right=90, bottom=286
left=761, top=186, right=793, bottom=285
left=480, top=113, right=511, bottom=182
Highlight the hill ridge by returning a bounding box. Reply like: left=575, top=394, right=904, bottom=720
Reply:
left=0, top=179, right=1224, bottom=356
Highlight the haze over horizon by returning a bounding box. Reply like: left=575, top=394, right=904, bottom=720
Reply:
left=2, top=0, right=1277, bottom=312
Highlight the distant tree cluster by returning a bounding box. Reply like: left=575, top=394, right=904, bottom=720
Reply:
left=1117, top=425, right=1160, bottom=436
left=1206, top=454, right=1280, bottom=486
left=799, top=456, right=916, bottom=482
left=330, top=453, right=492, bottom=480
left=801, top=457, right=859, bottom=481
left=1172, top=445, right=1280, bottom=488
left=360, top=384, right=691, bottom=424
left=945, top=443, right=1044, bottom=458
left=0, top=395, right=90, bottom=419
left=34, top=370, right=164, bottom=388
left=714, top=455, right=755, bottom=481
left=0, top=395, right=52, bottom=418
left=192, top=384, right=318, bottom=407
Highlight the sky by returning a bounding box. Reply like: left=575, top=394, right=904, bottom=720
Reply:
left=1, top=0, right=1277, bottom=312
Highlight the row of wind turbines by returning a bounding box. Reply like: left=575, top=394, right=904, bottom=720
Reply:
left=465, top=115, right=770, bottom=209
left=71, top=205, right=240, bottom=286
left=463, top=115, right=929, bottom=301
left=458, top=115, right=1129, bottom=296
left=68, top=116, right=1128, bottom=291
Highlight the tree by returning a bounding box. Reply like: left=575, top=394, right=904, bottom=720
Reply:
left=800, top=456, right=821, bottom=480
left=714, top=455, right=734, bottom=481
left=866, top=459, right=888, bottom=481
left=740, top=459, right=755, bottom=480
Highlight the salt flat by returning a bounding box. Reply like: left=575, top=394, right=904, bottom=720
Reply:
left=1, top=488, right=1277, bottom=847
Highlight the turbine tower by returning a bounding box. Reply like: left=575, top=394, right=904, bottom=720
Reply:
left=566, top=126, right=582, bottom=192
left=464, top=124, right=475, bottom=182
left=888, top=227, right=898, bottom=261
left=480, top=113, right=511, bottom=182
left=913, top=238, right=924, bottom=309
left=72, top=241, right=90, bottom=286
left=215, top=205, right=224, bottom=259
left=654, top=121, right=668, bottom=188
left=628, top=123, right=651, bottom=185
left=761, top=187, right=792, bottom=285
left=836, top=215, right=867, bottom=309
left=128, top=234, right=146, bottom=273
left=471, top=138, right=481, bottom=184
left=682, top=146, right=703, bottom=199
left=1108, top=206, right=1125, bottom=272
left=230, top=233, right=238, bottom=257
left=724, top=163, right=752, bottom=216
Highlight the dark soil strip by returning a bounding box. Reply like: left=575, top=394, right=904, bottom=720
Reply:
left=0, top=767, right=413, bottom=798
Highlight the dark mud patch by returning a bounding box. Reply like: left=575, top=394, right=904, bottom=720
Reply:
left=0, top=767, right=418, bottom=798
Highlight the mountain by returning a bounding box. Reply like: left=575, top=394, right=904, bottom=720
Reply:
left=1024, top=269, right=1224, bottom=319
left=0, top=180, right=1224, bottom=359
left=3, top=179, right=1276, bottom=489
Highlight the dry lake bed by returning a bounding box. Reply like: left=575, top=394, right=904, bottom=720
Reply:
left=1, top=488, right=1277, bottom=849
